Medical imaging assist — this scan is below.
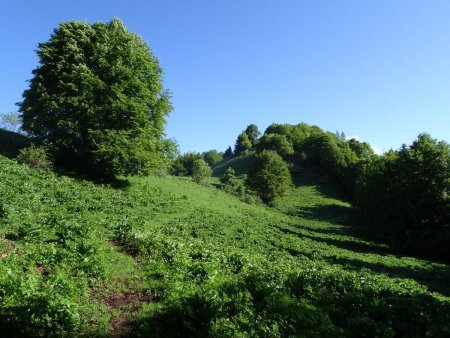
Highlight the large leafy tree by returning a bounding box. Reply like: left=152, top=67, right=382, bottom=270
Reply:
left=246, top=150, right=292, bottom=203
left=19, top=19, right=172, bottom=176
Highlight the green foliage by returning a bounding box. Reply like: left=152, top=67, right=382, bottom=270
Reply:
left=220, top=167, right=237, bottom=184
left=16, top=144, right=52, bottom=170
left=202, top=149, right=223, bottom=167
left=192, top=158, right=212, bottom=183
left=353, top=133, right=450, bottom=261
left=171, top=152, right=203, bottom=176
left=19, top=18, right=172, bottom=177
left=347, top=138, right=375, bottom=161
left=219, top=167, right=259, bottom=204
left=244, top=124, right=261, bottom=146
left=234, top=132, right=252, bottom=156
left=257, top=133, right=294, bottom=157
left=246, top=150, right=293, bottom=203
left=256, top=122, right=376, bottom=195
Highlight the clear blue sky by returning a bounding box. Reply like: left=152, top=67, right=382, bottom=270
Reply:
left=1, top=1, right=449, bottom=154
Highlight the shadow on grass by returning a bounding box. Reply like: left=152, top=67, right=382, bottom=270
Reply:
left=293, top=204, right=350, bottom=225
left=277, top=224, right=450, bottom=297
left=291, top=167, right=350, bottom=202
left=274, top=224, right=391, bottom=256
left=331, top=256, right=450, bottom=297
left=52, top=163, right=131, bottom=190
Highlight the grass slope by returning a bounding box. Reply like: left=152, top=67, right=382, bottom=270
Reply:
left=0, top=129, right=30, bottom=158
left=0, top=152, right=449, bottom=337
left=213, top=152, right=256, bottom=177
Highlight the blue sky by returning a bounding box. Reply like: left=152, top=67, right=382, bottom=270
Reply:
left=1, top=1, right=449, bottom=153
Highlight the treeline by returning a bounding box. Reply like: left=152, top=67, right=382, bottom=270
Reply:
left=252, top=124, right=449, bottom=261
left=353, top=134, right=450, bottom=261
left=254, top=122, right=375, bottom=194
left=187, top=122, right=449, bottom=262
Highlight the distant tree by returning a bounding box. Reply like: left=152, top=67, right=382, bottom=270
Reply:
left=264, top=123, right=291, bottom=136
left=203, top=150, right=223, bottom=167
left=192, top=158, right=212, bottom=183
left=334, top=131, right=346, bottom=141
left=347, top=139, right=375, bottom=161
left=353, top=133, right=450, bottom=261
left=224, top=146, right=233, bottom=158
left=246, top=150, right=292, bottom=203
left=257, top=134, right=294, bottom=157
left=244, top=124, right=261, bottom=146
left=171, top=152, right=203, bottom=176
left=234, top=132, right=252, bottom=156
left=1, top=112, right=21, bottom=133
left=220, top=167, right=237, bottom=184
left=18, top=19, right=172, bottom=177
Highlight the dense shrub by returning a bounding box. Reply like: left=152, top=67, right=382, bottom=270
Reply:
left=192, top=158, right=212, bottom=183
left=16, top=144, right=52, bottom=170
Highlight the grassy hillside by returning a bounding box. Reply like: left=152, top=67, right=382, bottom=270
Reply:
left=213, top=152, right=256, bottom=177
left=0, top=150, right=449, bottom=336
left=0, top=129, right=30, bottom=158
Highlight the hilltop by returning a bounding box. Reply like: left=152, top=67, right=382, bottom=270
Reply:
left=0, top=131, right=449, bottom=336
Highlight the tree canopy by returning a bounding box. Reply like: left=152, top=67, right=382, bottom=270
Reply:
left=234, top=132, right=252, bottom=156
left=352, top=134, right=450, bottom=261
left=19, top=18, right=172, bottom=177
left=202, top=149, right=223, bottom=167
left=244, top=124, right=261, bottom=146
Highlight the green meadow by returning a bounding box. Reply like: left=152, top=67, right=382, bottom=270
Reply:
left=1, top=146, right=449, bottom=337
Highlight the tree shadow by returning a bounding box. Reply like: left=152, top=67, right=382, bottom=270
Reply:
left=52, top=163, right=131, bottom=190
left=330, top=256, right=450, bottom=297
left=275, top=224, right=390, bottom=255
left=293, top=204, right=350, bottom=225
left=273, top=223, right=450, bottom=296
left=291, top=167, right=350, bottom=202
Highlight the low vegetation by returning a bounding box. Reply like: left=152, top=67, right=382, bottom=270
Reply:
left=1, top=150, right=449, bottom=336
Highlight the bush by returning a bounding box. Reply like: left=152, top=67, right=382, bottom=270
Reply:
left=192, top=159, right=212, bottom=183
left=16, top=144, right=52, bottom=170
left=246, top=150, right=292, bottom=203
